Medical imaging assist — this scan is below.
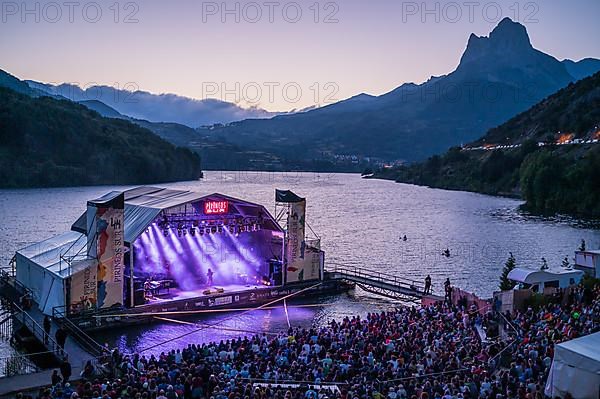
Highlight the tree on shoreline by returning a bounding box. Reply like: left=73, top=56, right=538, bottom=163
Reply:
left=499, top=252, right=517, bottom=290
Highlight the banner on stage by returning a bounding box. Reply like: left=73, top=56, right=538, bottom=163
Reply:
left=87, top=192, right=125, bottom=309
left=69, top=259, right=98, bottom=314
left=286, top=199, right=321, bottom=282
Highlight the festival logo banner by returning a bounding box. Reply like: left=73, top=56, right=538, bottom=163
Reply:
left=87, top=192, right=125, bottom=309
left=96, top=206, right=124, bottom=308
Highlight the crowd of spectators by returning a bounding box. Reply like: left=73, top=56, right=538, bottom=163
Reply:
left=20, top=282, right=600, bottom=399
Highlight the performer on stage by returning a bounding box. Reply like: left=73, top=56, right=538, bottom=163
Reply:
left=143, top=278, right=152, bottom=299
left=207, top=268, right=214, bottom=286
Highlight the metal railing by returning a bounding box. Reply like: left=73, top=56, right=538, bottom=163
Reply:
left=0, top=267, right=15, bottom=280
left=1, top=255, right=16, bottom=278
left=0, top=266, right=26, bottom=305
left=0, top=302, right=66, bottom=378
left=0, top=309, right=13, bottom=340
left=0, top=351, right=47, bottom=378
left=52, top=307, right=105, bottom=357
left=12, top=303, right=67, bottom=360
left=326, top=263, right=425, bottom=292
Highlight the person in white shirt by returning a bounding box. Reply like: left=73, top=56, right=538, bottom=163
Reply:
left=397, top=384, right=407, bottom=399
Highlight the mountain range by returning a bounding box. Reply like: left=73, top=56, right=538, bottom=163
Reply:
left=373, top=71, right=600, bottom=217
left=0, top=69, right=287, bottom=172
left=26, top=81, right=282, bottom=127
left=2, top=18, right=600, bottom=174
left=199, top=18, right=600, bottom=163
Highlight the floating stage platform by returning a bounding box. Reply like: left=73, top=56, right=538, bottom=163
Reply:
left=0, top=185, right=437, bottom=387
left=7, top=187, right=363, bottom=335
left=5, top=184, right=427, bottom=352
left=68, top=279, right=354, bottom=331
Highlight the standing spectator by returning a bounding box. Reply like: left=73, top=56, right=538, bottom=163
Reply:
left=60, top=355, right=72, bottom=383
left=51, top=369, right=62, bottom=386
left=424, top=275, right=432, bottom=294
left=55, top=327, right=67, bottom=351
left=80, top=360, right=95, bottom=380
left=444, top=277, right=451, bottom=291
left=43, top=315, right=51, bottom=345
left=444, top=278, right=452, bottom=304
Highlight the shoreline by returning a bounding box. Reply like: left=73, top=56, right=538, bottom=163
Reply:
left=0, top=170, right=364, bottom=191
left=364, top=174, right=521, bottom=199
left=365, top=173, right=600, bottom=222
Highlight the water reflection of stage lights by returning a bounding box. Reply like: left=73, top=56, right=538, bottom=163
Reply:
left=158, top=217, right=263, bottom=238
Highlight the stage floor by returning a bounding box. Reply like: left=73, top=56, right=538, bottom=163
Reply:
left=140, top=283, right=272, bottom=306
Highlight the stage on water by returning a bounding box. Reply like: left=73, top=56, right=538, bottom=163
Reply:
left=10, top=186, right=350, bottom=332
left=75, top=279, right=352, bottom=331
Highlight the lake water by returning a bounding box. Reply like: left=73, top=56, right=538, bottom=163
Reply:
left=1, top=172, right=599, bottom=355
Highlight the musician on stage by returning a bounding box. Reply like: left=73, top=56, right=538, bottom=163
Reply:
left=207, top=268, right=214, bottom=286
left=143, top=278, right=152, bottom=299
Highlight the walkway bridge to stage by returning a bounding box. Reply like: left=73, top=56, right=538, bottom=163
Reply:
left=324, top=263, right=427, bottom=302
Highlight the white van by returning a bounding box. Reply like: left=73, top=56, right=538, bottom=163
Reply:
left=507, top=268, right=584, bottom=292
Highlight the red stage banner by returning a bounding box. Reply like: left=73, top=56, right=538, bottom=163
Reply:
left=204, top=200, right=229, bottom=215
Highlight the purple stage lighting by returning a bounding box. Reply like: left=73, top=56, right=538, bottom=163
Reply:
left=132, top=213, right=284, bottom=296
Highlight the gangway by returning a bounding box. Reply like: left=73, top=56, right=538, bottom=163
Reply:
left=325, top=263, right=426, bottom=301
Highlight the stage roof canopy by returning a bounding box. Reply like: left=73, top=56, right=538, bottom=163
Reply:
left=72, top=186, right=282, bottom=244
left=16, top=230, right=89, bottom=279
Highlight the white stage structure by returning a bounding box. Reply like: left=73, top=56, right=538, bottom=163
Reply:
left=14, top=187, right=323, bottom=316
left=15, top=231, right=91, bottom=315
left=545, top=331, right=600, bottom=399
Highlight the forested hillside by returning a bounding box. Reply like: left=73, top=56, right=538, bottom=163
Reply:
left=0, top=87, right=202, bottom=188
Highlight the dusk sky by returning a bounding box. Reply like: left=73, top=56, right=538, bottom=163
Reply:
left=2, top=0, right=600, bottom=111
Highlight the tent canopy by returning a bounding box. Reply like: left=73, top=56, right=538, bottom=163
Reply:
left=545, top=331, right=600, bottom=398
left=15, top=186, right=292, bottom=315
left=88, top=190, right=123, bottom=207
left=556, top=331, right=600, bottom=366
left=72, top=186, right=283, bottom=244
left=16, top=231, right=91, bottom=314
left=16, top=230, right=89, bottom=279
